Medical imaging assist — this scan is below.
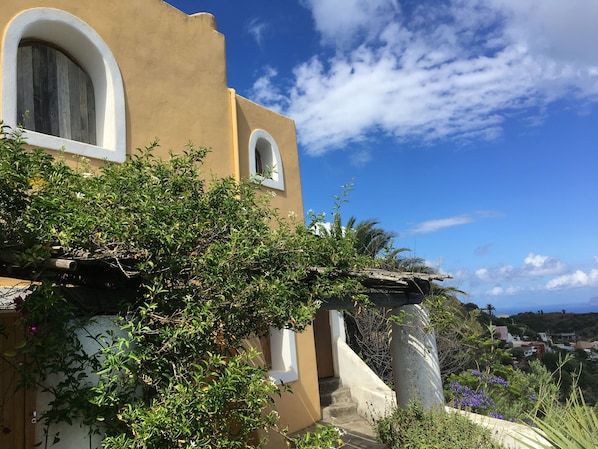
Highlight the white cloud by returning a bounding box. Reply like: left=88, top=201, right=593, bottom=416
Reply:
left=505, top=286, right=521, bottom=295
left=475, top=267, right=489, bottom=282
left=407, top=210, right=500, bottom=235
left=408, top=214, right=473, bottom=235
left=475, top=253, right=567, bottom=284
left=247, top=17, right=268, bottom=46
left=300, top=0, right=401, bottom=48
left=254, top=0, right=598, bottom=155
left=497, top=264, right=517, bottom=279
left=485, top=285, right=521, bottom=296
left=522, top=253, right=567, bottom=277
left=349, top=149, right=373, bottom=166
left=470, top=253, right=598, bottom=297
left=494, top=0, right=598, bottom=67
left=251, top=67, right=286, bottom=112
left=546, top=268, right=598, bottom=290
left=524, top=253, right=549, bottom=268
left=486, top=284, right=522, bottom=296
left=488, top=286, right=504, bottom=295
left=449, top=268, right=470, bottom=285
left=424, top=257, right=445, bottom=273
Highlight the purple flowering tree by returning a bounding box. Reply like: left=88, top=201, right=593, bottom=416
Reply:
left=446, top=364, right=548, bottom=422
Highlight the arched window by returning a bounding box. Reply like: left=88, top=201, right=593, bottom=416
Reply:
left=249, top=129, right=285, bottom=190
left=17, top=41, right=96, bottom=145
left=2, top=8, right=125, bottom=162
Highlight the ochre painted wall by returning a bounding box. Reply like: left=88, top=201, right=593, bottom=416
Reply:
left=1, top=0, right=232, bottom=175
left=1, top=0, right=320, bottom=442
left=271, top=328, right=321, bottom=433
left=249, top=328, right=322, bottom=448
left=235, top=95, right=304, bottom=219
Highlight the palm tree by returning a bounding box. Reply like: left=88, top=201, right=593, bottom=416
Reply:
left=352, top=218, right=396, bottom=258
left=326, top=213, right=406, bottom=257
left=318, top=213, right=429, bottom=271
left=323, top=213, right=477, bottom=381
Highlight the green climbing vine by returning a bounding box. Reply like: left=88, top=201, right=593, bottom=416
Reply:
left=0, top=124, right=369, bottom=448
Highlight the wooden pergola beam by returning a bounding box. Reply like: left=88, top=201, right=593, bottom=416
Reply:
left=318, top=291, right=426, bottom=311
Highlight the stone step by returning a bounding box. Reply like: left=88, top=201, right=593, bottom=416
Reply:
left=320, top=385, right=352, bottom=406
left=319, top=377, right=361, bottom=423
left=318, top=376, right=342, bottom=395
left=321, top=401, right=359, bottom=421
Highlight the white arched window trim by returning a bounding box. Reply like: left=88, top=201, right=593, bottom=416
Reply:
left=2, top=8, right=126, bottom=162
left=268, top=328, right=298, bottom=384
left=249, top=129, right=284, bottom=191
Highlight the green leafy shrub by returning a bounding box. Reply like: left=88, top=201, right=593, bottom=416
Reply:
left=376, top=402, right=504, bottom=449
left=289, top=424, right=344, bottom=449
left=517, top=359, right=598, bottom=449
left=0, top=124, right=369, bottom=448
left=528, top=387, right=598, bottom=449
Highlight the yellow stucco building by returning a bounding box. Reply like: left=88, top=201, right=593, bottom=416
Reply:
left=1, top=1, right=322, bottom=447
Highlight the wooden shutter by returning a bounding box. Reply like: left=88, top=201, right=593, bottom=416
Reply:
left=17, top=42, right=96, bottom=145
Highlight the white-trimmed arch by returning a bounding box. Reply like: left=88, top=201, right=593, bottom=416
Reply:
left=2, top=8, right=126, bottom=162
left=249, top=129, right=285, bottom=191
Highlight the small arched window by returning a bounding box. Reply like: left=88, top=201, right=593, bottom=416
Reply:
left=17, top=41, right=96, bottom=145
left=249, top=129, right=285, bottom=191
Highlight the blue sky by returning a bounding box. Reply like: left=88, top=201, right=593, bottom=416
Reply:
left=167, top=0, right=598, bottom=314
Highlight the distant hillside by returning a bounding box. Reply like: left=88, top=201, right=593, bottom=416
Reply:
left=512, top=312, right=598, bottom=340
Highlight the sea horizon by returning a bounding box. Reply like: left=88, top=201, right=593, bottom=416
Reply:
left=495, top=302, right=598, bottom=317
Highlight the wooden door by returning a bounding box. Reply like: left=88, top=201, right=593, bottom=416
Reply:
left=1, top=312, right=36, bottom=449
left=313, top=310, right=335, bottom=378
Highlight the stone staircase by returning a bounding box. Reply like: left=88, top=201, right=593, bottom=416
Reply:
left=319, top=377, right=358, bottom=421
left=317, top=377, right=385, bottom=448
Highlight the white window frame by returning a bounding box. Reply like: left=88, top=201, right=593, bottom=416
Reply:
left=268, top=328, right=298, bottom=384
left=2, top=8, right=126, bottom=162
left=249, top=129, right=284, bottom=191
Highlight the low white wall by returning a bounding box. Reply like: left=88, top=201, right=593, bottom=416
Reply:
left=447, top=408, right=552, bottom=449
left=35, top=315, right=126, bottom=449
left=335, top=337, right=396, bottom=419
left=329, top=311, right=396, bottom=419
left=329, top=312, right=550, bottom=448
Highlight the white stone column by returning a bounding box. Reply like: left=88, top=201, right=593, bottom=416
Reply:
left=390, top=304, right=444, bottom=410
